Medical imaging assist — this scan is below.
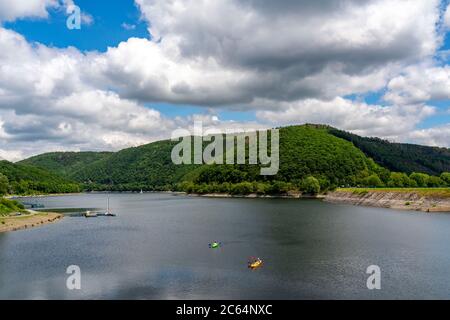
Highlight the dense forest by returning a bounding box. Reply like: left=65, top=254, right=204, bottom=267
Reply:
left=0, top=161, right=80, bottom=196
left=20, top=151, right=113, bottom=178
left=328, top=128, right=450, bottom=175
left=14, top=124, right=450, bottom=196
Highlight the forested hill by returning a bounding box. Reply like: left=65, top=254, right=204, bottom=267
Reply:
left=18, top=125, right=387, bottom=191
left=328, top=128, right=450, bottom=175
left=19, top=151, right=113, bottom=178
left=0, top=161, right=80, bottom=195
left=14, top=124, right=450, bottom=195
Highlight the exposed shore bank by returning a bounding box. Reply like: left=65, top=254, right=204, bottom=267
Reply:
left=0, top=211, right=63, bottom=233
left=325, top=188, right=450, bottom=212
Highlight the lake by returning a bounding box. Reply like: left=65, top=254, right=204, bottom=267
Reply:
left=1, top=192, right=450, bottom=299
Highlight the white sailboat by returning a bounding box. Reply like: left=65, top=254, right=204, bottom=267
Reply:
left=104, top=197, right=116, bottom=216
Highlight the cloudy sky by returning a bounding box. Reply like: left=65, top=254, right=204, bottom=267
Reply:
left=0, top=0, right=450, bottom=161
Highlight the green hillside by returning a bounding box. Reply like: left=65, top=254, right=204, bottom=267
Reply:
left=0, top=161, right=80, bottom=195
left=69, top=140, right=200, bottom=191
left=19, top=151, right=113, bottom=179
left=192, top=125, right=387, bottom=187
left=20, top=125, right=387, bottom=193
left=0, top=198, right=26, bottom=216
left=328, top=128, right=450, bottom=175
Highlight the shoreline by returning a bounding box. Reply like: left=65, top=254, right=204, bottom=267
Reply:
left=0, top=211, right=63, bottom=233
left=325, top=189, right=450, bottom=213
left=187, top=192, right=325, bottom=199
left=7, top=189, right=450, bottom=214
left=7, top=193, right=83, bottom=199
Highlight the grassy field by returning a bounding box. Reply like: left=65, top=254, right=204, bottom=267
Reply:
left=337, top=187, right=450, bottom=198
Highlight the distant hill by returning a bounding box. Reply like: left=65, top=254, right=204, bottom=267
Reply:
left=0, top=161, right=80, bottom=194
left=68, top=140, right=200, bottom=191
left=19, top=151, right=113, bottom=179
left=328, top=128, right=450, bottom=175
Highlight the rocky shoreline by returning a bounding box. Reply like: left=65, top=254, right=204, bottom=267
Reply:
left=324, top=190, right=450, bottom=212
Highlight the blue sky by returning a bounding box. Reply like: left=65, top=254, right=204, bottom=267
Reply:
left=4, top=0, right=149, bottom=52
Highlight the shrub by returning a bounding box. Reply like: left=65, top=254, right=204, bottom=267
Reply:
left=410, top=172, right=430, bottom=187
left=230, top=182, right=254, bottom=195
left=428, top=176, right=446, bottom=188
left=440, top=172, right=450, bottom=185
left=301, top=176, right=321, bottom=195
left=364, top=174, right=383, bottom=187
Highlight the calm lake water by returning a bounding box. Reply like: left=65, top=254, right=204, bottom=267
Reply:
left=1, top=193, right=450, bottom=299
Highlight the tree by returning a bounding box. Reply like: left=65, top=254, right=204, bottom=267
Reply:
left=410, top=172, right=430, bottom=187
left=440, top=172, right=450, bottom=186
left=364, top=174, right=383, bottom=187
left=0, top=173, right=9, bottom=196
left=230, top=182, right=254, bottom=195
left=301, top=176, right=321, bottom=195
left=388, top=172, right=413, bottom=187
left=428, top=176, right=445, bottom=187
left=269, top=181, right=291, bottom=194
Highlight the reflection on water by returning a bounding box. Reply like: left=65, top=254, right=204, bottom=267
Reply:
left=1, top=193, right=450, bottom=299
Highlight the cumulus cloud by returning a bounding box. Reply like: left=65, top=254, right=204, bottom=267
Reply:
left=445, top=4, right=450, bottom=28
left=0, top=0, right=57, bottom=22
left=256, top=97, right=436, bottom=138
left=0, top=0, right=449, bottom=160
left=126, top=0, right=440, bottom=104
left=384, top=63, right=450, bottom=105
left=407, top=124, right=450, bottom=147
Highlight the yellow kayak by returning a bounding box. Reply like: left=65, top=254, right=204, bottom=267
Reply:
left=248, top=258, right=263, bottom=269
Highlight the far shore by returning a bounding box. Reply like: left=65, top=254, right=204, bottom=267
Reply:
left=6, top=193, right=84, bottom=199
left=0, top=211, right=63, bottom=233
left=325, top=188, right=450, bottom=213
left=186, top=189, right=450, bottom=213
left=187, top=192, right=325, bottom=199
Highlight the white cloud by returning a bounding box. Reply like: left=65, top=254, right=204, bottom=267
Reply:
left=256, top=97, right=435, bottom=138
left=121, top=23, right=136, bottom=30
left=384, top=63, right=450, bottom=105
left=407, top=124, right=450, bottom=147
left=445, top=4, right=450, bottom=28
left=0, top=0, right=57, bottom=22
left=123, top=0, right=440, bottom=105
left=81, top=12, right=94, bottom=26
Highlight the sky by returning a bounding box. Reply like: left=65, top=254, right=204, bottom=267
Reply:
left=0, top=0, right=450, bottom=161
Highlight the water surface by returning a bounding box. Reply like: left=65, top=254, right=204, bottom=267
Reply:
left=1, top=193, right=450, bottom=299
